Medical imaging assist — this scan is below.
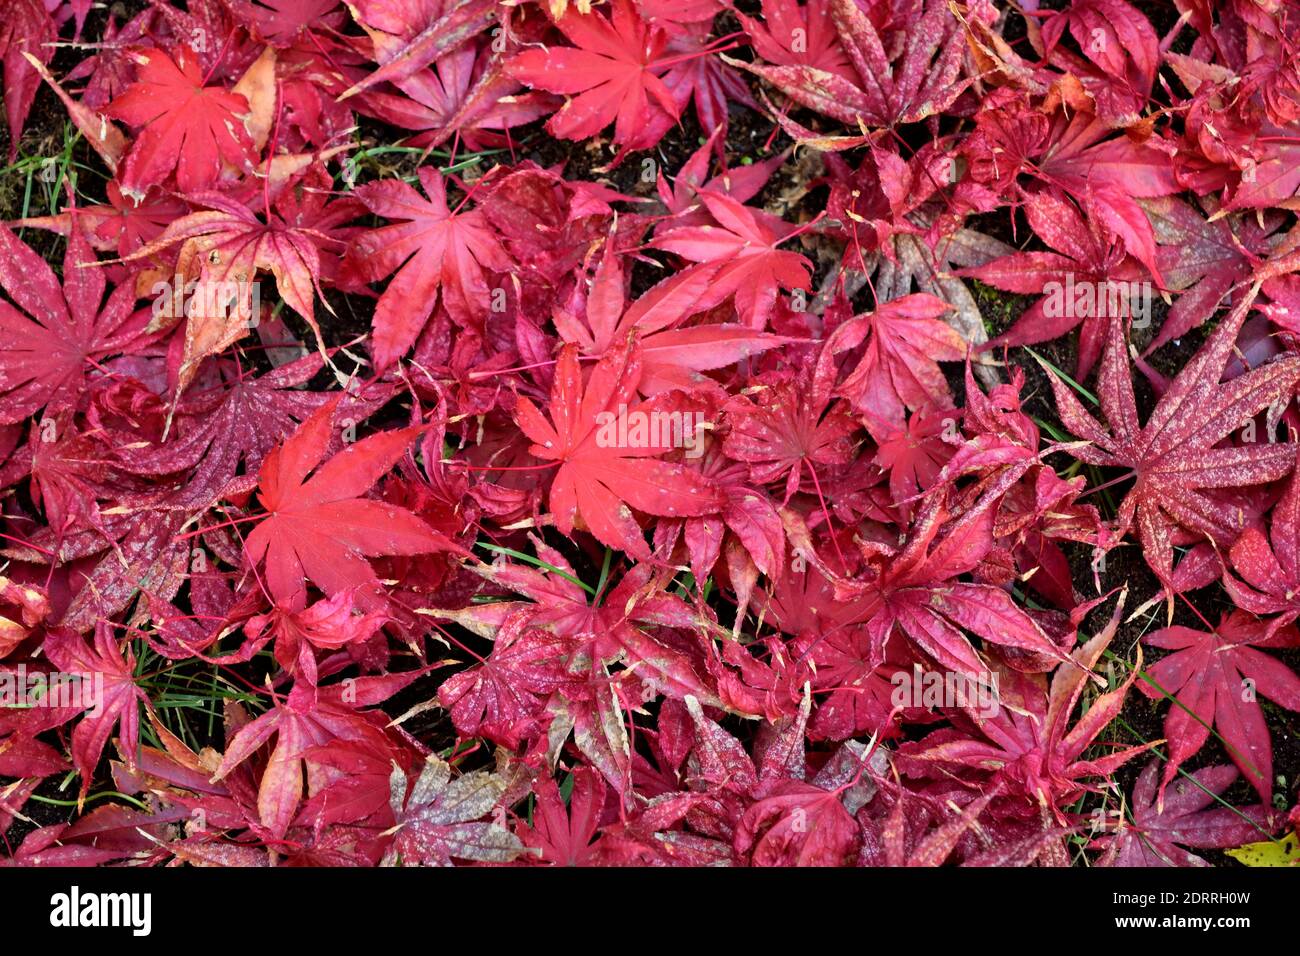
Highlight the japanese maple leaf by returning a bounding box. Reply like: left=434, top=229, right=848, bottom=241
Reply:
left=514, top=340, right=722, bottom=558
left=794, top=627, right=921, bottom=742
left=0, top=226, right=145, bottom=425
left=872, top=409, right=957, bottom=512
left=681, top=693, right=863, bottom=865
left=831, top=490, right=1076, bottom=679
left=1034, top=114, right=1177, bottom=284
left=737, top=0, right=854, bottom=84
left=1140, top=196, right=1286, bottom=354
left=246, top=589, right=386, bottom=684
left=127, top=188, right=361, bottom=335
left=299, top=735, right=403, bottom=828
left=1140, top=610, right=1300, bottom=801
left=47, top=508, right=190, bottom=634
left=383, top=755, right=523, bottom=866
left=650, top=191, right=811, bottom=329
left=439, top=545, right=722, bottom=715
left=15, top=182, right=187, bottom=257
left=722, top=365, right=859, bottom=503
left=654, top=128, right=786, bottom=224
left=1044, top=293, right=1300, bottom=586
left=899, top=605, right=1152, bottom=816
left=27, top=423, right=128, bottom=534
left=348, top=167, right=510, bottom=371
left=507, top=0, right=680, bottom=155
left=1223, top=120, right=1300, bottom=213
left=858, top=779, right=1011, bottom=867
left=1039, top=0, right=1158, bottom=125
left=734, top=778, right=862, bottom=866
left=662, top=444, right=786, bottom=610
left=0, top=0, right=57, bottom=160
left=554, top=241, right=788, bottom=395
left=823, top=293, right=967, bottom=432
left=61, top=5, right=157, bottom=110
left=657, top=23, right=756, bottom=138
left=118, top=352, right=331, bottom=509
left=44, top=624, right=151, bottom=802
left=367, top=47, right=553, bottom=153
left=234, top=0, right=347, bottom=46
left=340, top=0, right=500, bottom=99
left=734, top=0, right=966, bottom=134
left=0, top=824, right=138, bottom=867
left=106, top=44, right=255, bottom=198
left=213, top=676, right=416, bottom=837
left=0, top=674, right=78, bottom=779
left=518, top=766, right=607, bottom=866
left=963, top=104, right=1176, bottom=282
left=436, top=613, right=576, bottom=747
left=1226, top=449, right=1300, bottom=631
left=961, top=191, right=1143, bottom=379
left=1093, top=761, right=1278, bottom=867
left=760, top=560, right=881, bottom=644
left=243, top=397, right=462, bottom=610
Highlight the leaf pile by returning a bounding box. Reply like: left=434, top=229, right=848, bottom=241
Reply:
left=1, top=0, right=1299, bottom=867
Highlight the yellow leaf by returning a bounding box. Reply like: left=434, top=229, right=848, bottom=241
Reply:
left=1225, top=832, right=1300, bottom=867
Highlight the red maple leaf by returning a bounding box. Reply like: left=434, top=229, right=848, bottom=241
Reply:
left=212, top=677, right=416, bottom=837
left=650, top=190, right=811, bottom=329
left=0, top=0, right=58, bottom=160
left=1092, top=761, right=1278, bottom=867
left=735, top=0, right=967, bottom=136
left=507, top=0, right=680, bottom=155
left=961, top=191, right=1143, bottom=379
left=127, top=187, right=362, bottom=336
left=824, top=293, right=967, bottom=433
left=0, top=226, right=146, bottom=425
left=518, top=765, right=607, bottom=866
left=827, top=490, right=1076, bottom=679
left=899, top=602, right=1153, bottom=817
left=243, top=397, right=462, bottom=610
left=1044, top=294, right=1300, bottom=586
left=737, top=0, right=855, bottom=84
left=872, top=409, right=957, bottom=514
left=118, top=351, right=332, bottom=509
left=1226, top=447, right=1300, bottom=630
left=348, top=167, right=511, bottom=371
left=44, top=624, right=151, bottom=802
left=363, top=46, right=553, bottom=153
left=1039, top=0, right=1158, bottom=125
left=106, top=44, right=256, bottom=197
left=15, top=182, right=187, bottom=258
left=1140, top=610, right=1300, bottom=801
left=434, top=545, right=723, bottom=721
left=721, top=363, right=860, bottom=504
left=514, top=339, right=722, bottom=558
left=297, top=735, right=402, bottom=829
left=436, top=613, right=576, bottom=747
left=555, top=240, right=787, bottom=395
left=383, top=754, right=522, bottom=866
left=1140, top=196, right=1285, bottom=355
